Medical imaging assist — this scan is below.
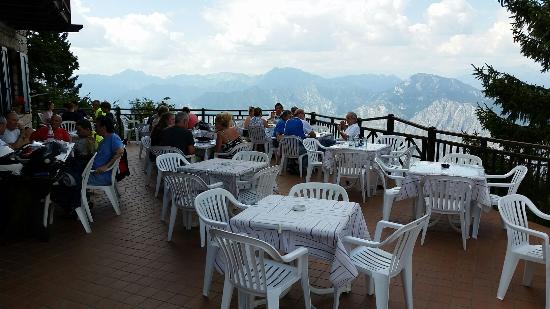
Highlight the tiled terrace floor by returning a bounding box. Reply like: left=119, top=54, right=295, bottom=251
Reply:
left=0, top=144, right=546, bottom=308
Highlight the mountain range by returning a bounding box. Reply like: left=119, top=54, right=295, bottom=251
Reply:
left=78, top=67, right=494, bottom=136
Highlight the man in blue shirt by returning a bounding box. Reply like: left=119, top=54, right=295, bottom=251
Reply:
left=272, top=110, right=291, bottom=148
left=88, top=115, right=124, bottom=186
left=284, top=113, right=306, bottom=139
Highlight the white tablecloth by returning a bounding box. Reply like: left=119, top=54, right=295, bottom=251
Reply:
left=194, top=140, right=216, bottom=160
left=56, top=142, right=75, bottom=163
left=177, top=158, right=268, bottom=195
left=323, top=142, right=391, bottom=172
left=229, top=195, right=370, bottom=289
left=396, top=161, right=492, bottom=210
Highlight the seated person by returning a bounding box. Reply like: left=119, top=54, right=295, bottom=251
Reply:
left=61, top=102, right=84, bottom=122
left=30, top=114, right=70, bottom=142
left=40, top=101, right=54, bottom=125
left=242, top=106, right=255, bottom=129
left=148, top=105, right=169, bottom=128
left=92, top=100, right=105, bottom=120
left=160, top=112, right=195, bottom=155
left=248, top=107, right=269, bottom=128
left=100, top=101, right=116, bottom=124
left=0, top=112, right=32, bottom=149
left=337, top=112, right=360, bottom=141
left=273, top=110, right=291, bottom=147
left=182, top=107, right=198, bottom=129
left=150, top=112, right=175, bottom=146
left=269, top=102, right=284, bottom=122
left=215, top=112, right=244, bottom=156
left=284, top=112, right=306, bottom=139
left=74, top=119, right=103, bottom=158
left=293, top=109, right=316, bottom=138
left=88, top=116, right=124, bottom=186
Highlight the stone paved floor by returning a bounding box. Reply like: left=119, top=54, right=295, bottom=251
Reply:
left=0, top=143, right=546, bottom=308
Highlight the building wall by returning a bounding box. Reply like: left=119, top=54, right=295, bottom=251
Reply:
left=0, top=22, right=26, bottom=53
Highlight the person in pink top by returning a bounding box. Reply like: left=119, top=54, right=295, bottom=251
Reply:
left=182, top=107, right=198, bottom=129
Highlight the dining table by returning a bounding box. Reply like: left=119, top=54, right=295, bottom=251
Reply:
left=229, top=194, right=370, bottom=308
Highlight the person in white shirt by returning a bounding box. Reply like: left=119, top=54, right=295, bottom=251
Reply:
left=337, top=112, right=360, bottom=141
left=0, top=112, right=32, bottom=149
left=294, top=109, right=316, bottom=138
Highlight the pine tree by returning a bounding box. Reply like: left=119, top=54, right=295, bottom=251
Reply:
left=473, top=0, right=550, bottom=145
left=26, top=31, right=81, bottom=106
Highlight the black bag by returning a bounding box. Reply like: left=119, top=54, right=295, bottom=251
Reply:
left=20, top=143, right=62, bottom=176
left=195, top=121, right=212, bottom=131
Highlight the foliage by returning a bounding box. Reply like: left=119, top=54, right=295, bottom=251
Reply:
left=26, top=31, right=81, bottom=108
left=128, top=97, right=175, bottom=121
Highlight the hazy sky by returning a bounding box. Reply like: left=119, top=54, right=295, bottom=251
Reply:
left=69, top=0, right=548, bottom=82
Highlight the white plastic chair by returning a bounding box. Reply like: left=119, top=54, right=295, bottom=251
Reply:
left=211, top=228, right=312, bottom=309
left=344, top=215, right=429, bottom=309
left=335, top=152, right=369, bottom=202
left=214, top=142, right=253, bottom=158
left=237, top=165, right=279, bottom=205
left=380, top=146, right=416, bottom=170
left=302, top=138, right=327, bottom=182
left=81, top=152, right=122, bottom=226
left=278, top=135, right=307, bottom=177
left=232, top=150, right=269, bottom=163
left=374, top=157, right=408, bottom=221
left=420, top=176, right=473, bottom=250
left=248, top=125, right=270, bottom=152
left=163, top=173, right=222, bottom=241
left=497, top=194, right=550, bottom=307
left=439, top=153, right=483, bottom=166
left=289, top=182, right=349, bottom=201
left=195, top=188, right=251, bottom=297
left=148, top=146, right=189, bottom=186
left=374, top=134, right=406, bottom=153
left=154, top=153, right=190, bottom=197
left=139, top=135, right=151, bottom=160
left=60, top=120, right=76, bottom=134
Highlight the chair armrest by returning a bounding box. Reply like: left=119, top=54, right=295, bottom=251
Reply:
left=487, top=183, right=513, bottom=188
left=507, top=223, right=549, bottom=246
left=527, top=204, right=550, bottom=222
left=374, top=220, right=405, bottom=242
left=185, top=154, right=197, bottom=163
left=280, top=247, right=308, bottom=263
left=486, top=169, right=514, bottom=179
left=343, top=236, right=381, bottom=248
left=207, top=182, right=224, bottom=189
left=201, top=218, right=228, bottom=230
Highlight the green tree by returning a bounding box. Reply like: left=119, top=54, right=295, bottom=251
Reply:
left=26, top=31, right=81, bottom=107
left=473, top=0, right=550, bottom=146
left=128, top=97, right=175, bottom=122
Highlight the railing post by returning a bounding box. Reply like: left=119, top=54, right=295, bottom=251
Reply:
left=115, top=106, right=123, bottom=138
left=330, top=117, right=336, bottom=137
left=480, top=137, right=488, bottom=165
left=387, top=114, right=394, bottom=134
left=310, top=112, right=316, bottom=125
left=201, top=108, right=206, bottom=122
left=426, top=126, right=436, bottom=161
left=357, top=117, right=364, bottom=138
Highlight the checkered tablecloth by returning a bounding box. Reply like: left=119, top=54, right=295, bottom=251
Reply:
left=323, top=142, right=391, bottom=172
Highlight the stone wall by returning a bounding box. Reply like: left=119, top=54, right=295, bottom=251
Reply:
left=0, top=22, right=26, bottom=53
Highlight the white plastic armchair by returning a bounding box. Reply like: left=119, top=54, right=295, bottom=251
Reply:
left=374, top=157, right=407, bottom=221
left=439, top=153, right=483, bottom=166
left=344, top=215, right=429, bottom=309
left=60, top=120, right=76, bottom=134
left=195, top=188, right=251, bottom=297
left=139, top=135, right=151, bottom=159
left=335, top=152, right=369, bottom=202
left=486, top=165, right=528, bottom=206
left=374, top=134, right=406, bottom=153
left=155, top=153, right=190, bottom=197
left=248, top=125, right=270, bottom=151
left=289, top=182, right=349, bottom=201
left=163, top=173, right=222, bottom=241
left=81, top=152, right=122, bottom=228
left=303, top=138, right=326, bottom=182
left=497, top=194, right=550, bottom=307
left=380, top=146, right=415, bottom=170
left=214, top=142, right=253, bottom=158
left=421, top=176, right=473, bottom=250
left=232, top=150, right=269, bottom=163
left=237, top=165, right=279, bottom=205
left=211, top=229, right=312, bottom=309
left=278, top=135, right=307, bottom=177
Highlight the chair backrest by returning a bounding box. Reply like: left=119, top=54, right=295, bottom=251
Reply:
left=375, top=135, right=406, bottom=152
left=422, top=176, right=473, bottom=213
left=156, top=153, right=190, bottom=172
left=227, top=142, right=254, bottom=156
left=280, top=136, right=302, bottom=158
left=248, top=126, right=267, bottom=144
left=249, top=165, right=279, bottom=200
left=385, top=215, right=430, bottom=276
left=150, top=146, right=185, bottom=157
left=335, top=152, right=369, bottom=176
left=195, top=188, right=239, bottom=239
left=498, top=194, right=538, bottom=252
left=232, top=151, right=269, bottom=163
left=289, top=182, right=349, bottom=201
left=61, top=121, right=76, bottom=133
left=164, top=173, right=209, bottom=209
left=507, top=165, right=528, bottom=195
left=303, top=138, right=323, bottom=164
left=81, top=153, right=98, bottom=189
left=384, top=146, right=415, bottom=169
left=440, top=153, right=483, bottom=167
left=374, top=157, right=405, bottom=190
left=211, top=228, right=287, bottom=294
left=141, top=136, right=151, bottom=149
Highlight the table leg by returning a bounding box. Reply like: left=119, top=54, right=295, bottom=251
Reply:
left=471, top=204, right=482, bottom=239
